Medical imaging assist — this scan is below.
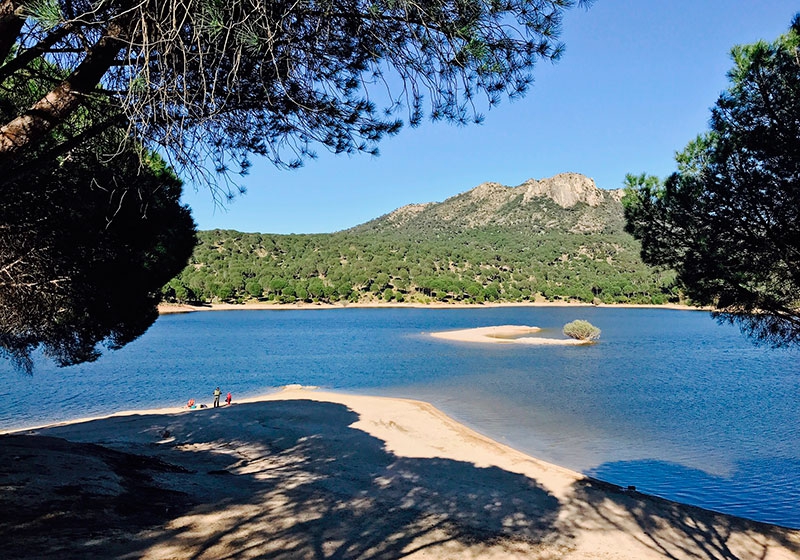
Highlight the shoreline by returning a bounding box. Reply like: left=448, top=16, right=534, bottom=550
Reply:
left=159, top=300, right=706, bottom=314
left=3, top=388, right=798, bottom=559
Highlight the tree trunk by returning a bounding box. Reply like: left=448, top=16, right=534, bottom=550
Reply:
left=0, top=22, right=126, bottom=164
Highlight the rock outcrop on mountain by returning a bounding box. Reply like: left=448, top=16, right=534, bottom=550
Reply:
left=350, top=173, right=626, bottom=235
left=520, top=173, right=617, bottom=208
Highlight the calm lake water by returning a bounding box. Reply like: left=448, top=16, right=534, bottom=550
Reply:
left=1, top=307, right=798, bottom=528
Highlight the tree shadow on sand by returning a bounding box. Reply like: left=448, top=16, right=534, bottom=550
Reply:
left=585, top=458, right=800, bottom=529
left=561, top=476, right=800, bottom=560
left=1, top=400, right=562, bottom=559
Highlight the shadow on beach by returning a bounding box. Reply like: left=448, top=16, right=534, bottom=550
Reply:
left=1, top=399, right=798, bottom=559
left=562, top=477, right=800, bottom=560
left=0, top=400, right=561, bottom=559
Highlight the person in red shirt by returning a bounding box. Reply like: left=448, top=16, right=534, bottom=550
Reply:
left=225, top=392, right=232, bottom=406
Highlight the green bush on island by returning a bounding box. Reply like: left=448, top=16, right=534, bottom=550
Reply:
left=563, top=320, right=601, bottom=341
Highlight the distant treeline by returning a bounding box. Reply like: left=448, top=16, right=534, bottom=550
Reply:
left=163, top=228, right=681, bottom=305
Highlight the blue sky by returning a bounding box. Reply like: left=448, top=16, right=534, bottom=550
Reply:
left=181, top=0, right=799, bottom=234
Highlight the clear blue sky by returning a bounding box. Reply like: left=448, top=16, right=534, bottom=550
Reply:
left=181, top=0, right=798, bottom=235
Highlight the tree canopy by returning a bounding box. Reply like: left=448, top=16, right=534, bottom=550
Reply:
left=0, top=52, right=196, bottom=372
left=0, top=135, right=196, bottom=372
left=623, top=16, right=800, bottom=346
left=1, top=0, right=591, bottom=195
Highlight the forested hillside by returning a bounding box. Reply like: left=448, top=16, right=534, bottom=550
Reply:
left=164, top=174, right=680, bottom=305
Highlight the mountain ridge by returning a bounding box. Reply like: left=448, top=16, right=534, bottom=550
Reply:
left=349, top=172, right=626, bottom=235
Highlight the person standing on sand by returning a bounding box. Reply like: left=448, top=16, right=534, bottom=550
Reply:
left=213, top=387, right=221, bottom=408
left=226, top=392, right=232, bottom=406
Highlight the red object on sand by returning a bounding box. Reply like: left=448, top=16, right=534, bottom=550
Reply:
left=226, top=392, right=232, bottom=405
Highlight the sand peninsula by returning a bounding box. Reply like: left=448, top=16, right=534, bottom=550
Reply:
left=2, top=387, right=798, bottom=559
left=430, top=324, right=593, bottom=345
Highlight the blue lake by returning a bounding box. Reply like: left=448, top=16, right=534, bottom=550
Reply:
left=1, top=307, right=798, bottom=528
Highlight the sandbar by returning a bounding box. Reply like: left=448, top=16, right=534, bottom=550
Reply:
left=1, top=387, right=797, bottom=559
left=431, top=324, right=593, bottom=345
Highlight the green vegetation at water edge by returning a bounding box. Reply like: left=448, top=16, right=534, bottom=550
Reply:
left=563, top=320, right=602, bottom=340
left=164, top=227, right=679, bottom=306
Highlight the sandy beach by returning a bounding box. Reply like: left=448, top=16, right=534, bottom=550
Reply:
left=430, top=325, right=593, bottom=345
left=2, top=387, right=798, bottom=559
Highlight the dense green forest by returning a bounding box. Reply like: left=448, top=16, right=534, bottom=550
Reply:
left=164, top=176, right=682, bottom=306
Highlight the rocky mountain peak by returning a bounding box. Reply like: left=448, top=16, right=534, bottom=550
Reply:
left=520, top=172, right=604, bottom=208
left=350, top=172, right=626, bottom=234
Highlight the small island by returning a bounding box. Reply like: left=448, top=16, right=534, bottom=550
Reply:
left=430, top=325, right=593, bottom=345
